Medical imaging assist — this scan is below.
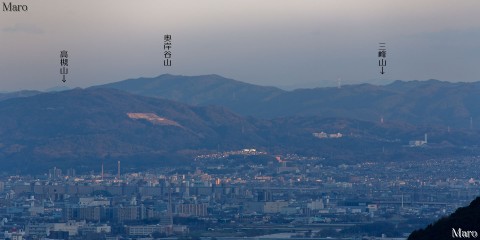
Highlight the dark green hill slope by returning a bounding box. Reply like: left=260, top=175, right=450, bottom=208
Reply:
left=409, top=196, right=480, bottom=240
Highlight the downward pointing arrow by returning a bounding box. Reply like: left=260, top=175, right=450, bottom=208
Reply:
left=380, top=67, right=385, bottom=75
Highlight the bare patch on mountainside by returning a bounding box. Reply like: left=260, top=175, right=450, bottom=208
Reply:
left=127, top=113, right=182, bottom=127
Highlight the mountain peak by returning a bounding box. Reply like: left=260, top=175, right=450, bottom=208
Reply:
left=94, top=74, right=285, bottom=113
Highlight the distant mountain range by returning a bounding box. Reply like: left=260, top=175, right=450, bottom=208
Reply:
left=96, top=74, right=480, bottom=128
left=1, top=74, right=480, bottom=172
left=0, top=86, right=70, bottom=102
left=0, top=87, right=472, bottom=173
left=0, top=90, right=41, bottom=102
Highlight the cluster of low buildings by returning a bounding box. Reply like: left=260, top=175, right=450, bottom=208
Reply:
left=0, top=152, right=479, bottom=239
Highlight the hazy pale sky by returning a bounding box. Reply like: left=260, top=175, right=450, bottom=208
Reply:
left=1, top=0, right=480, bottom=91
